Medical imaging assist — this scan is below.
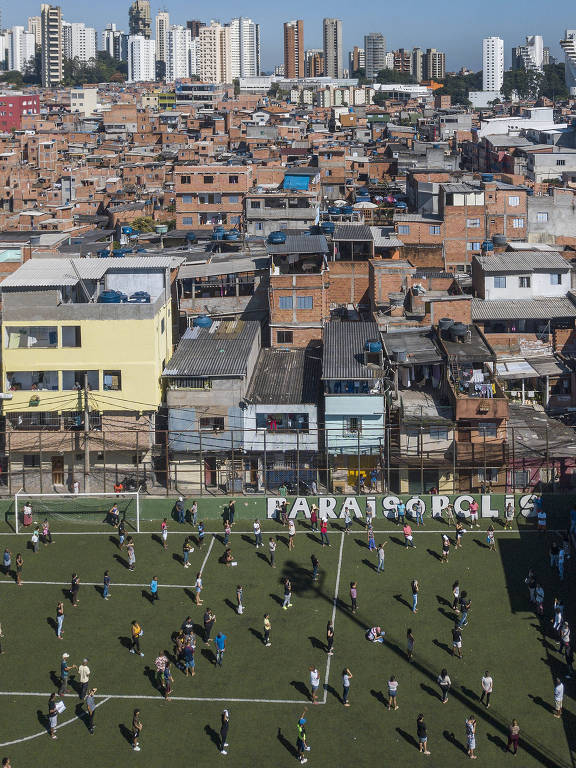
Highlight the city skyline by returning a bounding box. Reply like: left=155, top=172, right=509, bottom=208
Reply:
left=1, top=0, right=574, bottom=72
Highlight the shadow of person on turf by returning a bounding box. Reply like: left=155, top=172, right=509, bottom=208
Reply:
left=290, top=680, right=310, bottom=700
left=427, top=548, right=443, bottom=562
left=393, top=593, right=411, bottom=610
left=308, top=635, right=324, bottom=651
left=370, top=689, right=386, bottom=705
left=487, top=731, right=508, bottom=750
left=433, top=638, right=453, bottom=656
left=36, top=709, right=49, bottom=734
left=396, top=727, right=419, bottom=749
left=362, top=558, right=377, bottom=572
left=118, top=723, right=133, bottom=745
left=113, top=554, right=129, bottom=570
left=205, top=724, right=221, bottom=750
left=443, top=729, right=468, bottom=753
left=249, top=627, right=264, bottom=644
left=117, top=635, right=132, bottom=651
left=277, top=727, right=299, bottom=758
left=528, top=693, right=556, bottom=713
left=421, top=682, right=441, bottom=701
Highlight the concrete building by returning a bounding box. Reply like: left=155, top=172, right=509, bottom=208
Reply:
left=155, top=11, right=170, bottom=69
left=41, top=4, right=63, bottom=88
left=229, top=17, right=260, bottom=78
left=512, top=35, right=544, bottom=71
left=306, top=49, right=324, bottom=78
left=166, top=25, right=193, bottom=83
left=472, top=250, right=571, bottom=301
left=70, top=86, right=99, bottom=115
left=284, top=20, right=304, bottom=79
left=128, top=0, right=151, bottom=39
left=186, top=20, right=205, bottom=38
left=560, top=30, right=576, bottom=96
left=6, top=27, right=36, bottom=73
left=323, top=18, right=343, bottom=79
left=393, top=48, right=412, bottom=74
left=424, top=48, right=446, bottom=80
left=197, top=22, right=232, bottom=84
left=62, top=22, right=97, bottom=63
left=102, top=24, right=128, bottom=62
left=483, top=36, right=504, bottom=92
left=0, top=92, right=40, bottom=131
left=27, top=16, right=42, bottom=47
left=127, top=35, right=156, bottom=83
left=412, top=48, right=423, bottom=81
left=364, top=33, right=385, bottom=79
left=349, top=46, right=365, bottom=75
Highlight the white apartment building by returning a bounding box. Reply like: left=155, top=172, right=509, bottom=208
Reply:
left=513, top=35, right=544, bottom=71
left=127, top=35, right=156, bottom=82
left=155, top=11, right=169, bottom=67
left=197, top=22, right=231, bottom=84
left=228, top=17, right=260, bottom=78
left=483, top=36, right=504, bottom=92
left=166, top=25, right=193, bottom=82
left=27, top=16, right=42, bottom=46
left=102, top=24, right=127, bottom=62
left=62, top=22, right=97, bottom=62
left=6, top=27, right=36, bottom=73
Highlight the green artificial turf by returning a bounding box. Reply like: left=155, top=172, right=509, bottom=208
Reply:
left=0, top=516, right=573, bottom=767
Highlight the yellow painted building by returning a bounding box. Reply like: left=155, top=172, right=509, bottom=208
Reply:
left=0, top=256, right=182, bottom=487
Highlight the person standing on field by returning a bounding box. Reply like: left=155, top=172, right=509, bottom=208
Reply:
left=56, top=601, right=64, bottom=639
left=130, top=620, right=144, bottom=656
left=77, top=658, right=90, bottom=701
left=309, top=665, right=320, bottom=704
left=437, top=669, right=451, bottom=703
left=263, top=614, right=271, bottom=647
left=161, top=519, right=168, bottom=549
left=219, top=709, right=230, bottom=755
left=342, top=667, right=352, bottom=706
left=132, top=709, right=142, bottom=751
left=103, top=571, right=111, bottom=600
left=253, top=519, right=263, bottom=548
left=466, top=715, right=478, bottom=759
left=480, top=671, right=493, bottom=708
left=48, top=692, right=58, bottom=739
left=282, top=577, right=293, bottom=610
left=59, top=652, right=76, bottom=695
left=417, top=713, right=430, bottom=755
left=150, top=576, right=159, bottom=602
left=269, top=537, right=276, bottom=568
left=554, top=677, right=564, bottom=718
left=288, top=519, right=296, bottom=550
left=377, top=542, right=387, bottom=573
left=326, top=621, right=334, bottom=655
left=85, top=688, right=96, bottom=734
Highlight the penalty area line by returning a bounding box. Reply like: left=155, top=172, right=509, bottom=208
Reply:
left=0, top=691, right=307, bottom=705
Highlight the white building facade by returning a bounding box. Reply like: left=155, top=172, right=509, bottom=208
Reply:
left=197, top=22, right=231, bottom=84
left=62, top=22, right=97, bottom=62
left=127, top=34, right=156, bottom=82
left=166, top=25, right=194, bottom=82
left=483, top=36, right=504, bottom=92
left=229, top=17, right=260, bottom=78
left=6, top=26, right=36, bottom=73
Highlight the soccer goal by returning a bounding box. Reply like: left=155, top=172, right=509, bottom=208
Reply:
left=14, top=491, right=140, bottom=534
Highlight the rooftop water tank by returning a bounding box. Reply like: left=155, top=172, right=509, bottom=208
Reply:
left=193, top=314, right=213, bottom=328
left=155, top=224, right=169, bottom=235
left=98, top=290, right=125, bottom=304
left=481, top=240, right=494, bottom=252
left=492, top=233, right=507, bottom=246
left=223, top=230, right=240, bottom=241
left=450, top=322, right=469, bottom=342
left=395, top=202, right=407, bottom=210
left=481, top=173, right=494, bottom=183
left=328, top=206, right=341, bottom=215
left=212, top=230, right=224, bottom=241
left=341, top=205, right=354, bottom=215
left=438, top=317, right=454, bottom=332
left=321, top=221, right=335, bottom=235
left=365, top=339, right=383, bottom=354
left=267, top=231, right=286, bottom=245
left=186, top=232, right=197, bottom=242
left=128, top=291, right=151, bottom=304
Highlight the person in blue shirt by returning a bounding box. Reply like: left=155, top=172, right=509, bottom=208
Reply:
left=198, top=521, right=205, bottom=548
left=59, top=653, right=76, bottom=694
left=103, top=570, right=111, bottom=600
left=397, top=501, right=406, bottom=526
left=215, top=632, right=227, bottom=667
left=150, top=576, right=159, bottom=602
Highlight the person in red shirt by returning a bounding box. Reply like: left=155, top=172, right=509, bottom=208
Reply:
left=403, top=523, right=416, bottom=548
left=469, top=500, right=479, bottom=528
left=320, top=518, right=330, bottom=547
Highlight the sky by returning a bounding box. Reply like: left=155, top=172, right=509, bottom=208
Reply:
left=4, top=0, right=574, bottom=72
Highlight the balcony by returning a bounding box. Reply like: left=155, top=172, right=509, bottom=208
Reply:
left=448, top=367, right=509, bottom=421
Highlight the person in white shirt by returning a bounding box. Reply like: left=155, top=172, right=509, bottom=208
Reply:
left=554, top=677, right=564, bottom=717
left=309, top=665, right=320, bottom=704
left=288, top=519, right=296, bottom=551
left=480, top=671, right=493, bottom=708
left=342, top=668, right=352, bottom=706
left=253, top=519, right=263, bottom=548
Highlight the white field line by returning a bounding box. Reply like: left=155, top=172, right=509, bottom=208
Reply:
left=322, top=531, right=345, bottom=704
left=0, top=691, right=304, bottom=705
left=199, top=535, right=215, bottom=574
left=0, top=695, right=110, bottom=747
left=0, top=527, right=540, bottom=536
left=0, top=581, right=206, bottom=589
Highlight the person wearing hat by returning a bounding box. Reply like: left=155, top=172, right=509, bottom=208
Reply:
left=59, top=653, right=76, bottom=695
left=78, top=658, right=91, bottom=701
left=85, top=688, right=97, bottom=734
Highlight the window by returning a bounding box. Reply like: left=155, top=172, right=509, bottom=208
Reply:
left=512, top=217, right=525, bottom=229
left=228, top=195, right=239, bottom=204
left=550, top=273, right=562, bottom=285
left=536, top=211, right=549, bottom=223
left=429, top=426, right=449, bottom=440
left=466, top=218, right=480, bottom=228
left=9, top=411, right=60, bottom=430
left=508, top=195, right=520, bottom=206
left=5, top=326, right=58, bottom=349
left=477, top=422, right=497, bottom=438
left=397, top=224, right=410, bottom=234
left=182, top=217, right=194, bottom=226
left=203, top=175, right=214, bottom=184
left=278, top=296, right=293, bottom=309
left=228, top=175, right=238, bottom=184
left=429, top=225, right=441, bottom=235
left=23, top=454, right=40, bottom=468
left=61, top=326, right=81, bottom=347
left=557, top=159, right=566, bottom=166
left=180, top=175, right=191, bottom=184
left=161, top=317, right=165, bottom=334
left=103, top=370, right=122, bottom=391
left=277, top=331, right=293, bottom=343
left=519, top=276, right=531, bottom=288
left=62, top=370, right=99, bottom=391
left=199, top=416, right=225, bottom=432
left=255, top=222, right=264, bottom=231
left=297, top=296, right=313, bottom=309
left=250, top=200, right=262, bottom=209
left=494, top=276, right=506, bottom=288
left=467, top=242, right=481, bottom=251
left=345, top=416, right=362, bottom=434
left=513, top=470, right=530, bottom=487
left=256, top=412, right=309, bottom=432
left=168, top=377, right=212, bottom=390
left=181, top=194, right=193, bottom=204
left=477, top=468, right=498, bottom=482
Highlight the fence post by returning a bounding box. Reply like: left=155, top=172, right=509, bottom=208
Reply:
left=39, top=430, right=43, bottom=494
left=263, top=429, right=267, bottom=495
left=165, top=430, right=169, bottom=496
left=199, top=430, right=203, bottom=497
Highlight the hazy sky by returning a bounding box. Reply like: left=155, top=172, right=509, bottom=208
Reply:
left=5, top=0, right=573, bottom=72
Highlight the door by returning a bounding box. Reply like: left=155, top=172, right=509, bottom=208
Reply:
left=51, top=456, right=64, bottom=485
left=204, top=457, right=217, bottom=487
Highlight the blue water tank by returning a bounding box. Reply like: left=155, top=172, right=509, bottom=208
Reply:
left=186, top=232, right=197, bottom=242
left=223, top=229, right=240, bottom=241
left=98, top=290, right=124, bottom=304
left=481, top=173, right=494, bottom=183
left=526, top=189, right=534, bottom=197
left=128, top=291, right=151, bottom=304
left=341, top=205, right=353, bottom=215
left=97, top=249, right=109, bottom=258
left=111, top=249, right=126, bottom=257
left=212, top=230, right=224, bottom=241
left=395, top=202, right=407, bottom=210
left=365, top=340, right=383, bottom=354
left=193, top=314, right=213, bottom=328
left=321, top=221, right=335, bottom=235
left=267, top=231, right=287, bottom=245
left=328, top=206, right=341, bottom=215
left=481, top=240, right=494, bottom=251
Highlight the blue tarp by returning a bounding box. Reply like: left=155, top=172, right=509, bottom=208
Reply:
left=283, top=175, right=310, bottom=190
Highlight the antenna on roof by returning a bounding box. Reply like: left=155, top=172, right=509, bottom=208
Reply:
left=69, top=260, right=93, bottom=303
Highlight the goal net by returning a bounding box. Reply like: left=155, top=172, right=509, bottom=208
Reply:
left=14, top=491, right=140, bottom=533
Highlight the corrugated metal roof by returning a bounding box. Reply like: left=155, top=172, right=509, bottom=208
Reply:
left=247, top=348, right=321, bottom=404
left=472, top=297, right=576, bottom=320
left=393, top=213, right=443, bottom=223
left=1, top=256, right=183, bottom=288
left=323, top=321, right=380, bottom=379
left=266, top=234, right=328, bottom=256
left=441, top=183, right=483, bottom=194
left=177, top=256, right=269, bottom=280
left=370, top=227, right=404, bottom=248
left=476, top=252, right=569, bottom=272
left=163, top=320, right=260, bottom=378
left=333, top=224, right=373, bottom=241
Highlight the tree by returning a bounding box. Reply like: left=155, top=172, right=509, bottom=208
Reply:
left=130, top=217, right=156, bottom=233
left=375, top=68, right=416, bottom=85
left=0, top=71, right=24, bottom=87
left=233, top=78, right=240, bottom=96
left=437, top=71, right=482, bottom=105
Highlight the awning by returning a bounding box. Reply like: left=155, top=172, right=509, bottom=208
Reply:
left=526, top=356, right=571, bottom=377
left=495, top=360, right=539, bottom=380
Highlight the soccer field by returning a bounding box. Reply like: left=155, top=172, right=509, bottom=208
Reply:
left=0, top=515, right=572, bottom=767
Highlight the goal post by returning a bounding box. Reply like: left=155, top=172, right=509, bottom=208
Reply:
left=14, top=491, right=140, bottom=534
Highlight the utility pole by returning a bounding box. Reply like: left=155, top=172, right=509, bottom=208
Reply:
left=84, top=372, right=90, bottom=492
